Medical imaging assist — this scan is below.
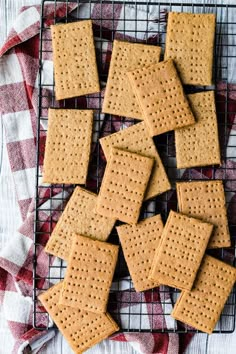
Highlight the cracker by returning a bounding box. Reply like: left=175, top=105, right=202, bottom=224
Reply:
left=100, top=122, right=170, bottom=200
left=39, top=282, right=119, bottom=353
left=172, top=255, right=236, bottom=334
left=177, top=180, right=231, bottom=248
left=128, top=59, right=195, bottom=136
left=165, top=12, right=215, bottom=85
left=45, top=186, right=116, bottom=261
left=43, top=109, right=93, bottom=184
left=97, top=148, right=154, bottom=224
left=51, top=20, right=100, bottom=100
left=102, top=40, right=161, bottom=119
left=175, top=91, right=221, bottom=168
left=149, top=211, right=213, bottom=291
left=60, top=235, right=119, bottom=313
left=117, top=214, right=163, bottom=292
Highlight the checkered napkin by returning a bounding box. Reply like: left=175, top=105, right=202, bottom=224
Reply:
left=0, top=2, right=235, bottom=354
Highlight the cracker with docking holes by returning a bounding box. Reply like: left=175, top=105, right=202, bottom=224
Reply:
left=97, top=148, right=154, bottom=224
left=100, top=122, right=170, bottom=200
left=165, top=12, right=215, bottom=85
left=177, top=180, right=231, bottom=248
left=51, top=20, right=100, bottom=100
left=128, top=59, right=195, bottom=136
left=102, top=40, right=161, bottom=119
left=117, top=214, right=164, bottom=292
left=45, top=186, right=116, bottom=261
left=60, top=235, right=119, bottom=313
left=172, top=255, right=236, bottom=334
left=149, top=211, right=213, bottom=291
left=39, top=282, right=119, bottom=353
left=175, top=91, right=221, bottom=168
left=43, top=109, right=93, bottom=184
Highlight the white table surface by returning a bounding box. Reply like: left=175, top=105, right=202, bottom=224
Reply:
left=0, top=1, right=235, bottom=354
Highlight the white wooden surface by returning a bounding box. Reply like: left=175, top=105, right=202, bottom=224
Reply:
left=0, top=1, right=236, bottom=354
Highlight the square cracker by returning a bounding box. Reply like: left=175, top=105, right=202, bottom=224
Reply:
left=175, top=91, right=221, bottom=168
left=117, top=214, right=164, bottom=292
left=43, top=109, right=93, bottom=184
left=172, top=255, right=236, bottom=334
left=100, top=122, right=170, bottom=200
left=60, top=235, right=119, bottom=313
left=102, top=40, right=161, bottom=119
left=128, top=59, right=195, bottom=136
left=149, top=211, right=213, bottom=291
left=177, top=180, right=231, bottom=248
left=165, top=12, right=215, bottom=85
left=97, top=148, right=154, bottom=224
left=45, top=186, right=116, bottom=261
left=39, top=282, right=119, bottom=353
left=51, top=20, right=100, bottom=100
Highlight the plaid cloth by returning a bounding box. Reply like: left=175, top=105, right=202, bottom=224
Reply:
left=0, top=2, right=235, bottom=354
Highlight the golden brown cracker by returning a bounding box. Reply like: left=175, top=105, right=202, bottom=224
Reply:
left=165, top=12, right=215, bottom=85
left=172, top=255, right=236, bottom=334
left=149, top=211, right=213, bottom=291
left=39, top=282, right=119, bottom=353
left=43, top=109, right=93, bottom=184
left=117, top=214, right=163, bottom=292
left=60, top=235, right=119, bottom=313
left=51, top=20, right=100, bottom=100
left=128, top=59, right=195, bottom=136
left=102, top=40, right=161, bottom=119
left=175, top=91, right=221, bottom=168
left=45, top=186, right=116, bottom=261
left=97, top=148, right=154, bottom=224
left=177, top=180, right=231, bottom=248
left=100, top=122, right=170, bottom=200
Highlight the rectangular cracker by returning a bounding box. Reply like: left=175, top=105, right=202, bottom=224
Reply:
left=149, top=211, right=213, bottom=291
left=51, top=20, right=100, bottom=100
left=39, top=282, right=119, bottom=353
left=102, top=40, right=161, bottom=119
left=97, top=148, right=154, bottom=224
left=43, top=109, right=93, bottom=184
left=60, top=235, right=119, bottom=313
left=45, top=186, right=116, bottom=261
left=100, top=122, right=170, bottom=200
left=128, top=59, right=195, bottom=136
left=177, top=180, right=231, bottom=248
left=117, top=214, right=164, bottom=292
left=172, top=255, right=236, bottom=334
left=175, top=91, right=221, bottom=168
left=165, top=12, right=215, bottom=85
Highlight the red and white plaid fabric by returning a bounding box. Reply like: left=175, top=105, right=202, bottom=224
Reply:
left=0, top=2, right=235, bottom=354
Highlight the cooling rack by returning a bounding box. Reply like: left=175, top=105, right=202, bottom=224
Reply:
left=33, top=0, right=236, bottom=334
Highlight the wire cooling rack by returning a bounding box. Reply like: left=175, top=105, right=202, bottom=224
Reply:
left=34, top=0, right=236, bottom=334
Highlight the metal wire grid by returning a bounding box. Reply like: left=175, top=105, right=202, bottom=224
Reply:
left=33, top=0, right=236, bottom=334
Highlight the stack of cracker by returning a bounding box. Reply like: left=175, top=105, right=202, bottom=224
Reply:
left=41, top=188, right=120, bottom=352
left=40, top=12, right=236, bottom=350
left=39, top=282, right=119, bottom=353
left=41, top=234, right=119, bottom=352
